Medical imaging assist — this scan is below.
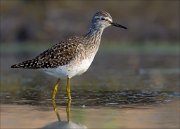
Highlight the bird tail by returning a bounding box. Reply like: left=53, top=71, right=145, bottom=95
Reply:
left=11, top=59, right=39, bottom=69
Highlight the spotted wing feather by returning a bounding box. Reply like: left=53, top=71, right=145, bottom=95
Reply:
left=11, top=36, right=85, bottom=69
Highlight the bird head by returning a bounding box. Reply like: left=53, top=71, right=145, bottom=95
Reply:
left=91, top=11, right=127, bottom=30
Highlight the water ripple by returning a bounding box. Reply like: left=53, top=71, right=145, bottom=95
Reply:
left=1, top=90, right=179, bottom=107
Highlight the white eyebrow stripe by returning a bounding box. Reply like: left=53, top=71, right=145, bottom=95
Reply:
left=105, top=17, right=112, bottom=22
left=94, top=16, right=112, bottom=22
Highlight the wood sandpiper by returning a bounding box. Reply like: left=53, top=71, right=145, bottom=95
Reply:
left=11, top=11, right=127, bottom=121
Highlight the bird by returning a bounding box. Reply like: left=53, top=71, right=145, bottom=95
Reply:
left=11, top=10, right=127, bottom=120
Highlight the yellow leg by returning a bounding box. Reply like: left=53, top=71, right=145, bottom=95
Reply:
left=66, top=99, right=71, bottom=122
left=66, top=77, right=71, bottom=100
left=52, top=78, right=61, bottom=121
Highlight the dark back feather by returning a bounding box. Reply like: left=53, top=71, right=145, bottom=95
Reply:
left=11, top=36, right=85, bottom=69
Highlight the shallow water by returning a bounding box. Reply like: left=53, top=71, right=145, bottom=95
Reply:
left=1, top=101, right=179, bottom=129
left=0, top=43, right=180, bottom=128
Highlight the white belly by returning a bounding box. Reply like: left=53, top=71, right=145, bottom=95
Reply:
left=43, top=57, right=94, bottom=78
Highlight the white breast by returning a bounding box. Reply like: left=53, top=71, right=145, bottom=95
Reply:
left=43, top=56, right=95, bottom=78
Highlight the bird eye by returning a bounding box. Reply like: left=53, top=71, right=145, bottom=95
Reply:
left=101, top=17, right=105, bottom=20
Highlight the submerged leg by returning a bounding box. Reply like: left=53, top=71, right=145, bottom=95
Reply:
left=66, top=99, right=71, bottom=122
left=52, top=78, right=61, bottom=121
left=66, top=77, right=71, bottom=100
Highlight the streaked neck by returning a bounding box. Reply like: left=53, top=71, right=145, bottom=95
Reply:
left=84, top=25, right=104, bottom=42
left=83, top=26, right=104, bottom=56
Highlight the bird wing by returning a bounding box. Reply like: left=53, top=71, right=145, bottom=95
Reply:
left=11, top=36, right=85, bottom=69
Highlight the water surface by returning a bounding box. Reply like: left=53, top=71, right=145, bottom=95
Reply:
left=1, top=101, right=179, bottom=129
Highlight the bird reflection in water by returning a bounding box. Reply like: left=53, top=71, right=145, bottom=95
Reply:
left=42, top=120, right=87, bottom=129
left=42, top=95, right=87, bottom=129
left=51, top=79, right=71, bottom=122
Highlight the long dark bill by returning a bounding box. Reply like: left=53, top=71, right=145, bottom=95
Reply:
left=111, top=22, right=127, bottom=29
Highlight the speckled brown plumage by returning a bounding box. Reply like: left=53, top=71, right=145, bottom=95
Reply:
left=11, top=36, right=88, bottom=69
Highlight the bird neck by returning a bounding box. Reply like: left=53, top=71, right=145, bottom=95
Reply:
left=82, top=27, right=104, bottom=58
left=84, top=27, right=104, bottom=45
